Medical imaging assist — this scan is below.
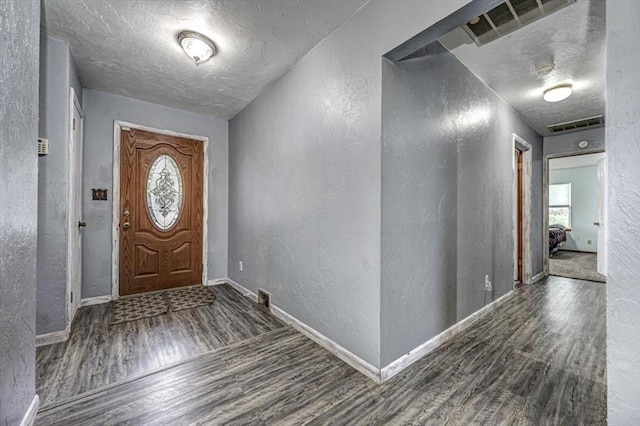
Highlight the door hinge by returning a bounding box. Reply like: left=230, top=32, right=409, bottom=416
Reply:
left=518, top=163, right=523, bottom=170
left=518, top=259, right=523, bottom=266
left=73, top=118, right=76, bottom=131
left=71, top=291, right=74, bottom=303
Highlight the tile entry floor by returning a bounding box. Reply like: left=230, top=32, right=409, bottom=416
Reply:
left=36, top=277, right=606, bottom=425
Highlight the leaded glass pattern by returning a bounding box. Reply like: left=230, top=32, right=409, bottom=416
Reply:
left=147, top=155, right=183, bottom=230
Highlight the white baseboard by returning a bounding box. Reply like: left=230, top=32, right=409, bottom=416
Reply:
left=224, top=278, right=516, bottom=384
left=531, top=271, right=546, bottom=283
left=225, top=278, right=381, bottom=383
left=36, top=326, right=70, bottom=347
left=81, top=295, right=112, bottom=307
left=206, top=278, right=228, bottom=286
left=225, top=278, right=258, bottom=302
left=19, top=395, right=39, bottom=426
left=380, top=290, right=515, bottom=382
left=270, top=304, right=381, bottom=383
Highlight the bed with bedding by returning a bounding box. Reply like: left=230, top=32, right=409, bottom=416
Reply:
left=549, top=225, right=567, bottom=256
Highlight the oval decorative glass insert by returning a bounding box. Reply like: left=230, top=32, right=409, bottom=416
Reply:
left=147, top=155, right=183, bottom=230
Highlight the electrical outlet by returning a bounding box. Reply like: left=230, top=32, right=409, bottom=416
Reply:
left=239, top=261, right=243, bottom=271
left=258, top=289, right=270, bottom=309
left=484, top=275, right=492, bottom=292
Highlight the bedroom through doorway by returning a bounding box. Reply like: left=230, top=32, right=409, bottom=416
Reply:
left=546, top=152, right=606, bottom=283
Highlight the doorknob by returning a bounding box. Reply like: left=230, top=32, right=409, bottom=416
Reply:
left=122, top=222, right=130, bottom=230
left=593, top=222, right=600, bottom=226
left=78, top=221, right=87, bottom=228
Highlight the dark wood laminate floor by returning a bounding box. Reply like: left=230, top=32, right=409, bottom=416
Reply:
left=37, top=276, right=606, bottom=425
left=36, top=284, right=286, bottom=407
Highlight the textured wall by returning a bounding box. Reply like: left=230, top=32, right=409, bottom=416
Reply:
left=37, top=36, right=77, bottom=335
left=549, top=166, right=598, bottom=252
left=0, top=0, right=39, bottom=423
left=380, top=44, right=543, bottom=366
left=606, top=1, right=640, bottom=424
left=543, top=127, right=605, bottom=157
left=81, top=89, right=228, bottom=298
left=229, top=0, right=470, bottom=367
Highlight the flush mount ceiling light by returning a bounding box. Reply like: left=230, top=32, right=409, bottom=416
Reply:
left=543, top=84, right=573, bottom=103
left=178, top=31, right=216, bottom=65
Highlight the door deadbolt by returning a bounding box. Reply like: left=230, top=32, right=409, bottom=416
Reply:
left=123, top=210, right=130, bottom=217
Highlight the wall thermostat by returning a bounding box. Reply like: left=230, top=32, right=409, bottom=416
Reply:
left=578, top=140, right=589, bottom=149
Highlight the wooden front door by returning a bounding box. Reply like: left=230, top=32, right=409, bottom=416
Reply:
left=119, top=128, right=204, bottom=296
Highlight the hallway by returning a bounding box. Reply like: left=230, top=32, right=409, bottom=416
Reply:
left=37, top=276, right=606, bottom=425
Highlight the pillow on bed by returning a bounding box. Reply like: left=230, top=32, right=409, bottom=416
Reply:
left=549, top=224, right=566, bottom=230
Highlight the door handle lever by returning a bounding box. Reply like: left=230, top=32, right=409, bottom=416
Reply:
left=78, top=221, right=87, bottom=228
left=593, top=222, right=600, bottom=226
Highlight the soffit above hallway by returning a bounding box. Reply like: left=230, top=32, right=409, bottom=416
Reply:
left=41, top=0, right=368, bottom=120
left=439, top=0, right=605, bottom=137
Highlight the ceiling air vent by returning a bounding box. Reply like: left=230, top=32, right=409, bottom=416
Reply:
left=463, top=0, right=576, bottom=46
left=547, top=115, right=605, bottom=133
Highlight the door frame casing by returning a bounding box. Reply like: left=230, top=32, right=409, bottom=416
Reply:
left=111, top=121, right=209, bottom=300
left=66, top=87, right=84, bottom=324
left=543, top=147, right=605, bottom=276
left=513, top=134, right=532, bottom=285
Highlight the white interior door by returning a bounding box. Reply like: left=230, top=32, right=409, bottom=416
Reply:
left=68, top=88, right=84, bottom=321
left=596, top=156, right=607, bottom=275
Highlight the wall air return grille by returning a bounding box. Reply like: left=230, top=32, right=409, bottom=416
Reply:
left=463, top=0, right=576, bottom=46
left=547, top=115, right=604, bottom=134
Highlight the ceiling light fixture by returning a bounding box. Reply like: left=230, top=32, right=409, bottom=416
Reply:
left=543, top=84, right=573, bottom=103
left=178, top=31, right=216, bottom=65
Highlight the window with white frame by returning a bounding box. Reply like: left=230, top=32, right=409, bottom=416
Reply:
left=549, top=183, right=571, bottom=228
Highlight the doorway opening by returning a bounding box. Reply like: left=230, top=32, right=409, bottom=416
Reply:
left=544, top=151, right=606, bottom=283
left=67, top=87, right=84, bottom=323
left=112, top=121, right=209, bottom=298
left=513, top=134, right=532, bottom=285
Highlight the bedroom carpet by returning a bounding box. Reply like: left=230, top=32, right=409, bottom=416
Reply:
left=550, top=251, right=606, bottom=283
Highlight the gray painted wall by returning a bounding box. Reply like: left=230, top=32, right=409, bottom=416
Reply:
left=228, top=0, right=470, bottom=368
left=543, top=127, right=604, bottom=157
left=81, top=89, right=229, bottom=298
left=549, top=166, right=598, bottom=252
left=69, top=49, right=83, bottom=106
left=380, top=44, right=543, bottom=366
left=606, top=1, right=640, bottom=424
left=0, top=0, right=39, bottom=423
left=37, top=36, right=81, bottom=334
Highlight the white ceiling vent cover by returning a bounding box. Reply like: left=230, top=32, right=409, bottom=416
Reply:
left=463, top=0, right=576, bottom=46
left=547, top=115, right=605, bottom=134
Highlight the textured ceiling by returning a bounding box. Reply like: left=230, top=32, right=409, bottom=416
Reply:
left=440, top=0, right=605, bottom=136
left=42, top=0, right=367, bottom=119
